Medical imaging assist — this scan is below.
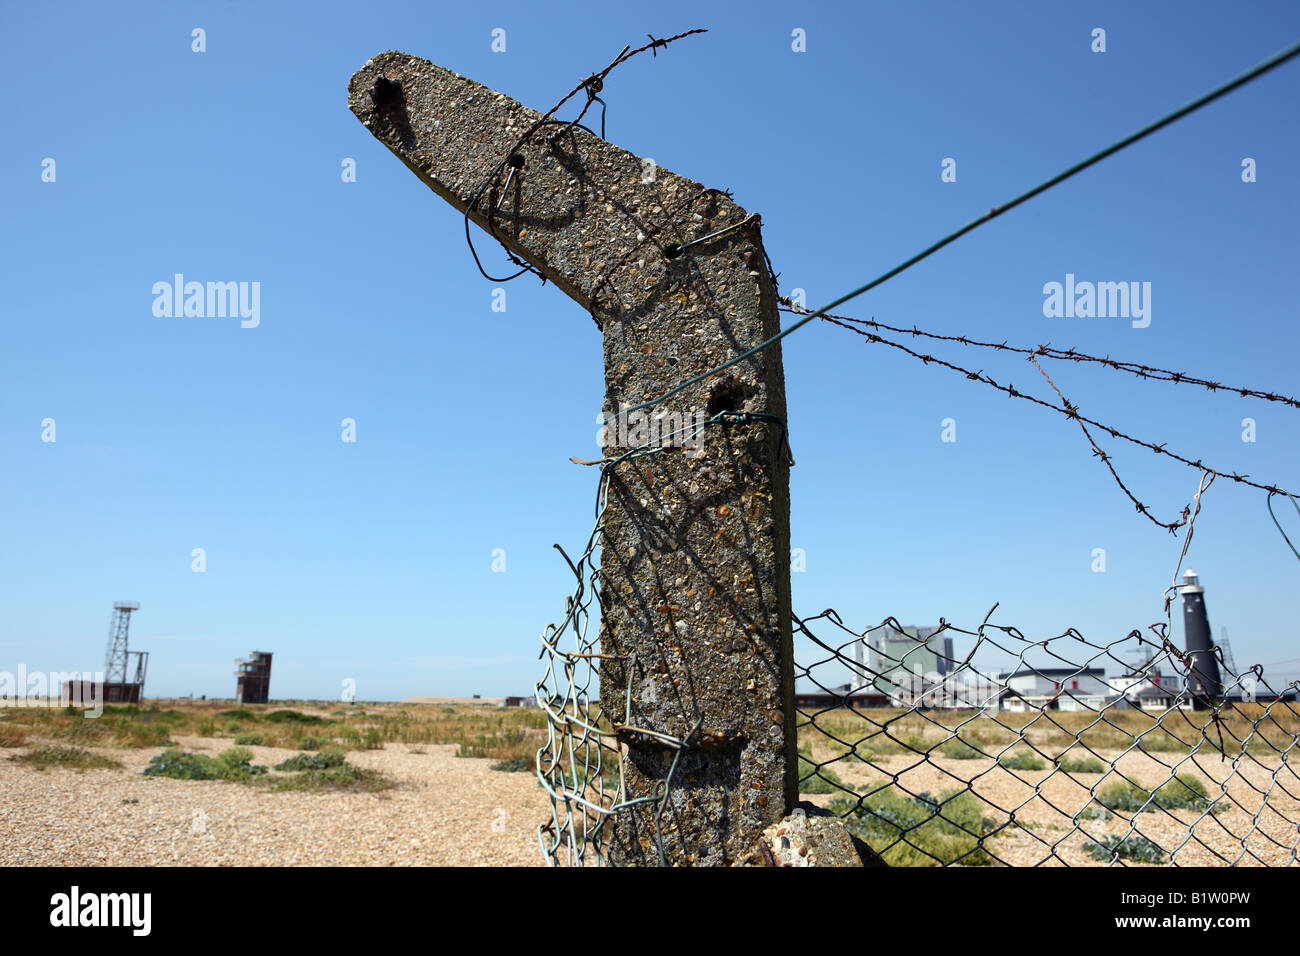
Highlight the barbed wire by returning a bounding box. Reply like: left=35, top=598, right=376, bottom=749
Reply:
left=601, top=38, right=1300, bottom=428
left=451, top=31, right=1300, bottom=865
left=463, top=28, right=708, bottom=285
left=821, top=313, right=1286, bottom=496
left=779, top=300, right=1300, bottom=410
left=1027, top=353, right=1195, bottom=532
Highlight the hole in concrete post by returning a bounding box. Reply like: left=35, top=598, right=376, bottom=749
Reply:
left=707, top=382, right=749, bottom=417
left=370, top=76, right=403, bottom=110
left=369, top=76, right=415, bottom=148
left=663, top=243, right=683, bottom=260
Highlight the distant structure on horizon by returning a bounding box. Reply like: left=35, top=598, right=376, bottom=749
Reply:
left=235, top=651, right=273, bottom=704
left=794, top=576, right=1292, bottom=712
left=1179, top=569, right=1223, bottom=710
left=851, top=624, right=955, bottom=702
left=64, top=600, right=149, bottom=706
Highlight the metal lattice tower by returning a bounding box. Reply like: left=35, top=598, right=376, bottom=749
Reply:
left=1219, top=626, right=1239, bottom=678
left=105, top=601, right=140, bottom=685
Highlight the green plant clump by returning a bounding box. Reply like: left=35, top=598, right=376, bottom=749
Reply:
left=1076, top=804, right=1113, bottom=821
left=275, top=749, right=347, bottom=772
left=218, top=709, right=259, bottom=721
left=143, top=747, right=267, bottom=781
left=999, top=750, right=1046, bottom=771
left=1084, top=834, right=1168, bottom=864
left=829, top=788, right=998, bottom=866
left=940, top=738, right=985, bottom=760
left=1098, top=774, right=1217, bottom=814
left=273, top=763, right=391, bottom=793
left=491, top=755, right=533, bottom=772
left=265, top=710, right=325, bottom=724
left=797, top=746, right=846, bottom=794
left=1056, top=754, right=1107, bottom=774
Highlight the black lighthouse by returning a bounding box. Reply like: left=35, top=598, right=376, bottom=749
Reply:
left=1178, top=569, right=1222, bottom=710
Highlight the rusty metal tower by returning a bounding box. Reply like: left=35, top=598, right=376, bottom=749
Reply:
left=105, top=600, right=140, bottom=685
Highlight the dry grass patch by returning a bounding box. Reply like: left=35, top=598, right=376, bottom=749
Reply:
left=10, top=745, right=122, bottom=772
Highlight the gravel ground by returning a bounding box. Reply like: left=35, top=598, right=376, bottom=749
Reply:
left=803, top=747, right=1300, bottom=866
left=0, top=738, right=545, bottom=866
left=5, top=736, right=1293, bottom=866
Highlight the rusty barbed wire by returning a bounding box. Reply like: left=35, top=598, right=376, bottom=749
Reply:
left=779, top=300, right=1300, bottom=410
left=464, top=28, right=708, bottom=285
left=1028, top=353, right=1194, bottom=532
left=819, top=313, right=1286, bottom=496
left=514, top=32, right=1300, bottom=867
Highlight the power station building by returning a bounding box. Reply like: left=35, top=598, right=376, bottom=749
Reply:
left=851, top=624, right=957, bottom=705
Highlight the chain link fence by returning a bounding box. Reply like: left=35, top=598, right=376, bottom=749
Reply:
left=794, top=609, right=1299, bottom=866
left=537, top=570, right=1300, bottom=866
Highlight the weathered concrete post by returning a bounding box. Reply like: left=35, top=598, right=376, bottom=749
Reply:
left=349, top=51, right=796, bottom=865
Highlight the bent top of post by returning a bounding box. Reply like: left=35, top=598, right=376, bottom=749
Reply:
left=347, top=51, right=769, bottom=334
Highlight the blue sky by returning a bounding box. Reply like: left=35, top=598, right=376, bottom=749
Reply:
left=2, top=1, right=1298, bottom=700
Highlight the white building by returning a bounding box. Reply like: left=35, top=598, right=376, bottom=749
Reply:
left=998, top=666, right=1111, bottom=712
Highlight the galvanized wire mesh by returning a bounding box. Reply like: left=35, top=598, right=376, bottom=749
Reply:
left=538, top=582, right=1300, bottom=865
left=794, top=609, right=1299, bottom=866
left=534, top=409, right=790, bottom=866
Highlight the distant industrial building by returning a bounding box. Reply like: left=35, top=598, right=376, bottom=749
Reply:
left=63, top=601, right=149, bottom=705
left=851, top=624, right=956, bottom=705
left=501, top=695, right=539, bottom=708
left=235, top=651, right=272, bottom=704
left=801, top=578, right=1291, bottom=714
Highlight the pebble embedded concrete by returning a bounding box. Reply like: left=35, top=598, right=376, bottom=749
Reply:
left=349, top=52, right=797, bottom=865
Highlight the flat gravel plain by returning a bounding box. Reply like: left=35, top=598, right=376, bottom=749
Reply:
left=0, top=737, right=545, bottom=866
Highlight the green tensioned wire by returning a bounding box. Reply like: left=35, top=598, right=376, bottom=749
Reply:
left=533, top=37, right=1300, bottom=867
left=1268, top=491, right=1300, bottom=563
left=617, top=38, right=1300, bottom=422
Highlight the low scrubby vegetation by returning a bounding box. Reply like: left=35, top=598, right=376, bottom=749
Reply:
left=273, top=763, right=391, bottom=792
left=1076, top=804, right=1114, bottom=821
left=491, top=756, right=533, bottom=773
left=1083, top=833, right=1168, bottom=864
left=1098, top=774, right=1220, bottom=814
left=797, top=745, right=846, bottom=794
left=1056, top=753, right=1107, bottom=774
left=265, top=709, right=325, bottom=724
left=939, top=738, right=985, bottom=760
left=829, top=788, right=999, bottom=866
left=998, top=750, right=1046, bottom=771
left=144, top=747, right=266, bottom=781
left=10, top=745, right=122, bottom=771
left=274, top=749, right=347, bottom=772
left=0, top=700, right=547, bottom=769
left=143, top=745, right=392, bottom=793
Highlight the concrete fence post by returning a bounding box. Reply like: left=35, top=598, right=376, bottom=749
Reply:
left=349, top=51, right=796, bottom=865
